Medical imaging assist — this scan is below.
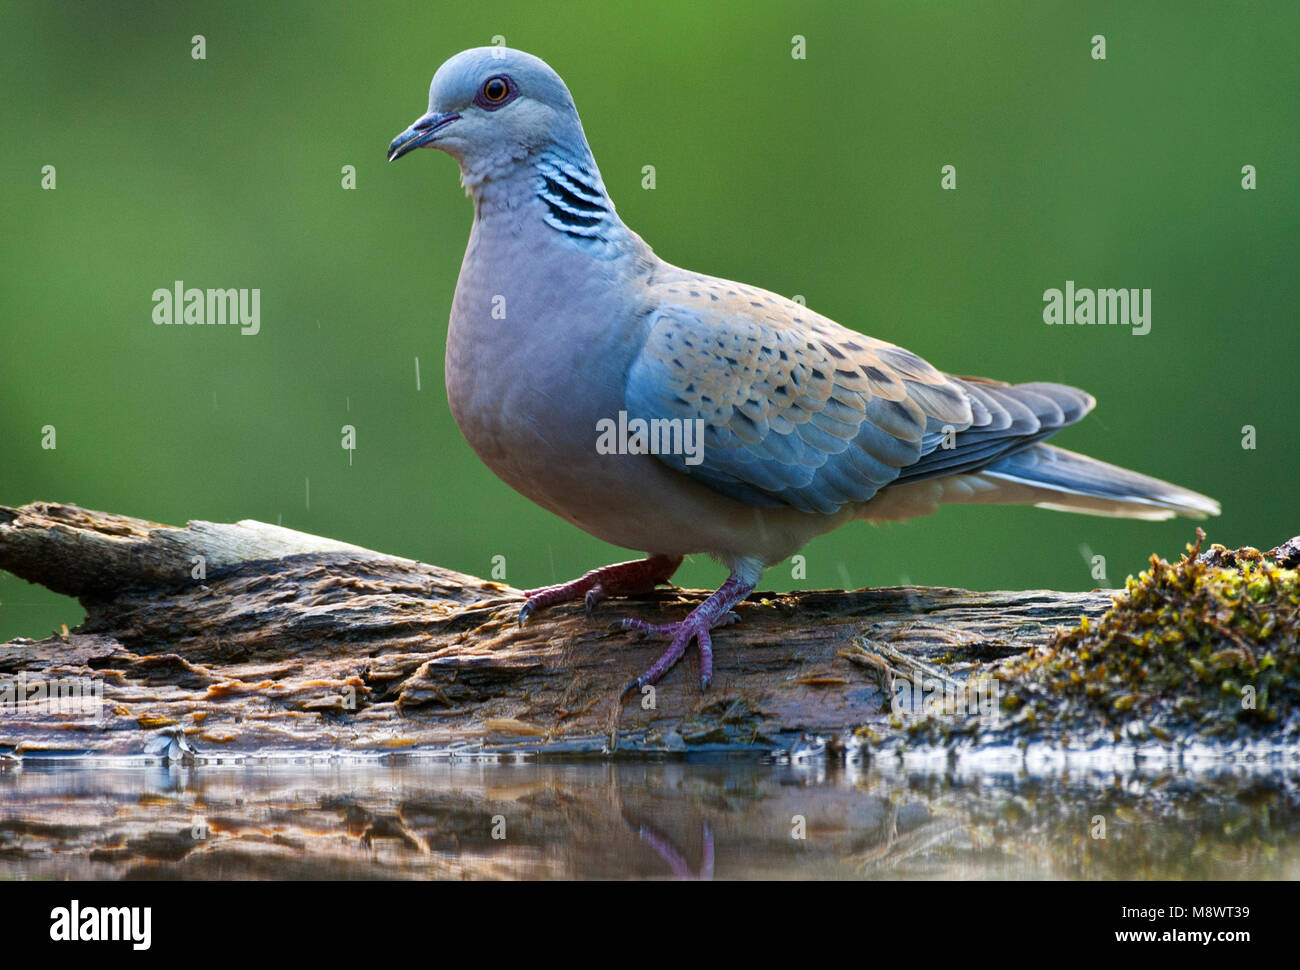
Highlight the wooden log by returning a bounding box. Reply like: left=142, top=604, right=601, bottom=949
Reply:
left=0, top=502, right=1111, bottom=758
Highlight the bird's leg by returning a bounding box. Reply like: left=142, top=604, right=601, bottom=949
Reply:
left=620, top=570, right=757, bottom=692
left=632, top=820, right=714, bottom=880
left=519, top=554, right=682, bottom=626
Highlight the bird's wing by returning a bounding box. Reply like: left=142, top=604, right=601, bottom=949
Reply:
left=625, top=276, right=1094, bottom=514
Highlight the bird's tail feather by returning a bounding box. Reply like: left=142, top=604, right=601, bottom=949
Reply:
left=979, top=444, right=1220, bottom=521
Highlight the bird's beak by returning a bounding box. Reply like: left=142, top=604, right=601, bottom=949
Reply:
left=387, top=110, right=461, bottom=161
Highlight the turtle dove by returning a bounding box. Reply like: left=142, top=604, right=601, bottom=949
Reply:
left=388, top=48, right=1219, bottom=694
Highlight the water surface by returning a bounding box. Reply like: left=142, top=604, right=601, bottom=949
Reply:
left=4, top=751, right=1297, bottom=880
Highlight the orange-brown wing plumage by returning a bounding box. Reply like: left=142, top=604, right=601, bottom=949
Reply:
left=625, top=275, right=1093, bottom=514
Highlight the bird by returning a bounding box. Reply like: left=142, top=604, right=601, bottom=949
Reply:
left=388, top=47, right=1220, bottom=695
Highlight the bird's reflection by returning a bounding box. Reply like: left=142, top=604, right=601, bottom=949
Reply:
left=628, top=818, right=714, bottom=880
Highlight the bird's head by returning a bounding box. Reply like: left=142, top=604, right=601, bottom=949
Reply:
left=387, top=47, right=589, bottom=186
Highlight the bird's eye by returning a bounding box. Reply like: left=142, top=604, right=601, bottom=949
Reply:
left=482, top=77, right=510, bottom=103
left=474, top=75, right=517, bottom=110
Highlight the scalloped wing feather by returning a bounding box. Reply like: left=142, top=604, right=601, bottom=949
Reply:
left=625, top=275, right=1100, bottom=515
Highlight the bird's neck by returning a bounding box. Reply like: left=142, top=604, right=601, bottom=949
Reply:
left=466, top=146, right=636, bottom=259
left=531, top=150, right=617, bottom=242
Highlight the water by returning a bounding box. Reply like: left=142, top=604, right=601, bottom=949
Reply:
left=3, top=752, right=1297, bottom=880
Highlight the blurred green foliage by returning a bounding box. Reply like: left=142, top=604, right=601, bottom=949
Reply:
left=2, top=1, right=1297, bottom=639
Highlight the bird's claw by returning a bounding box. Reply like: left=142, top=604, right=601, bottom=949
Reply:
left=515, top=557, right=682, bottom=629
left=620, top=611, right=740, bottom=637
left=618, top=614, right=722, bottom=690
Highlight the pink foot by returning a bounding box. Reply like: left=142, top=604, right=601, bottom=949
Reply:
left=519, top=555, right=682, bottom=626
left=634, top=821, right=714, bottom=880
left=620, top=571, right=756, bottom=692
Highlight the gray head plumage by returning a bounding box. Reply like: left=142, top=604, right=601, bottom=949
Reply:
left=388, top=47, right=595, bottom=188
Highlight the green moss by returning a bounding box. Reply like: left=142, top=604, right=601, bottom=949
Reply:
left=993, top=531, right=1299, bottom=741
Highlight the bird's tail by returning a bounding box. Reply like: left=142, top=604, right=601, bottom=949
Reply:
left=978, top=444, right=1220, bottom=520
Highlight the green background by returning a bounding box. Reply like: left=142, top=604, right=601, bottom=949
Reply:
left=2, top=1, right=1296, bottom=640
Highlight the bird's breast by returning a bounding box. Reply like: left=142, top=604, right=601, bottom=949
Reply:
left=443, top=222, right=650, bottom=525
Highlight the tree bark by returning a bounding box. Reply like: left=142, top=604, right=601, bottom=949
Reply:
left=0, top=502, right=1111, bottom=758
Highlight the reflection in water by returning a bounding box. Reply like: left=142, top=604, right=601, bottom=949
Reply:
left=0, top=755, right=1297, bottom=880
left=634, top=821, right=714, bottom=880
